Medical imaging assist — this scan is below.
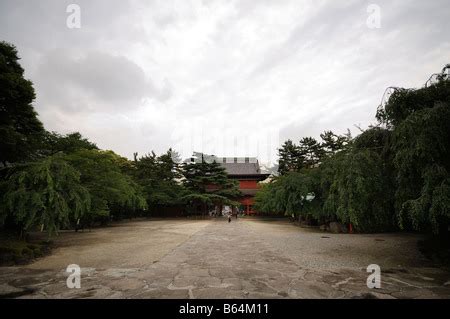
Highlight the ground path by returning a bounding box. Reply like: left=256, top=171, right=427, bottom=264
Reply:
left=1, top=218, right=449, bottom=298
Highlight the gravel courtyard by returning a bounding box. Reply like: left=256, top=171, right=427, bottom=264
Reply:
left=1, top=218, right=449, bottom=299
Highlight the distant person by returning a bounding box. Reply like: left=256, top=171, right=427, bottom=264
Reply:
left=228, top=215, right=231, bottom=223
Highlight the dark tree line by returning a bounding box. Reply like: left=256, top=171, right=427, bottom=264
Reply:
left=132, top=150, right=240, bottom=217
left=180, top=153, right=240, bottom=216
left=2, top=39, right=448, bottom=238
left=0, top=41, right=239, bottom=237
left=256, top=64, right=450, bottom=235
left=278, top=131, right=350, bottom=175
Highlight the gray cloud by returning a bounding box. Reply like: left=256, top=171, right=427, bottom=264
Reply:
left=0, top=0, right=449, bottom=163
left=35, top=50, right=168, bottom=113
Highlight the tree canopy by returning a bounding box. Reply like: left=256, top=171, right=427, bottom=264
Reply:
left=63, top=149, right=147, bottom=223
left=1, top=40, right=448, bottom=238
left=41, top=131, right=98, bottom=156
left=0, top=41, right=45, bottom=165
left=133, top=149, right=185, bottom=209
left=258, top=65, right=450, bottom=234
left=0, top=155, right=90, bottom=236
left=180, top=156, right=240, bottom=214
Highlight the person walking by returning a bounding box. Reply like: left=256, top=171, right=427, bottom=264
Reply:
left=228, top=214, right=231, bottom=223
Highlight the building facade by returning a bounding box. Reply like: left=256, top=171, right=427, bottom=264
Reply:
left=217, top=156, right=270, bottom=214
left=188, top=153, right=270, bottom=215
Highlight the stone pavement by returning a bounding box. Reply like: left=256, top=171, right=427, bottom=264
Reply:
left=1, top=218, right=449, bottom=298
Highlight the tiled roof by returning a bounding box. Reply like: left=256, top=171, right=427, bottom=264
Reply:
left=220, top=162, right=260, bottom=175
left=186, top=152, right=269, bottom=176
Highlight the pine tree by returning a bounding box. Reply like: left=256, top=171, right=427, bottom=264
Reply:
left=320, top=130, right=348, bottom=157
left=181, top=156, right=240, bottom=216
left=299, top=137, right=323, bottom=168
left=134, top=149, right=185, bottom=211
left=278, top=140, right=303, bottom=175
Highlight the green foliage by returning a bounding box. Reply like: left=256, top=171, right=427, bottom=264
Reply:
left=41, top=131, right=98, bottom=156
left=63, top=149, right=147, bottom=222
left=0, top=41, right=45, bottom=164
left=181, top=193, right=214, bottom=206
left=299, top=137, right=323, bottom=168
left=180, top=157, right=241, bottom=214
left=320, top=130, right=350, bottom=156
left=393, top=103, right=450, bottom=233
left=134, top=149, right=185, bottom=209
left=181, top=159, right=240, bottom=198
left=266, top=128, right=395, bottom=232
left=255, top=170, right=324, bottom=220
left=278, top=140, right=303, bottom=175
left=180, top=193, right=238, bottom=207
left=322, top=148, right=395, bottom=232
left=277, top=131, right=349, bottom=175
left=1, top=41, right=448, bottom=238
left=375, top=65, right=450, bottom=234
left=261, top=65, right=449, bottom=234
left=0, top=156, right=90, bottom=236
left=376, top=65, right=450, bottom=128
left=254, top=184, right=276, bottom=214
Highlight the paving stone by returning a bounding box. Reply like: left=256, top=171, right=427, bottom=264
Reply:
left=2, top=219, right=450, bottom=299
left=132, top=287, right=190, bottom=298
left=192, top=287, right=245, bottom=299
left=0, top=284, right=32, bottom=298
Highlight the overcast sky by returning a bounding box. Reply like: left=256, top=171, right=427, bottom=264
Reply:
left=1, top=0, right=449, bottom=165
